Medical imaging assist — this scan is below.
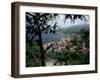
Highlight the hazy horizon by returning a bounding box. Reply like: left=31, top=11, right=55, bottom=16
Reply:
left=47, top=14, right=90, bottom=29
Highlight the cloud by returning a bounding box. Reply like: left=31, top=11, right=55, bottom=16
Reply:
left=47, top=14, right=89, bottom=29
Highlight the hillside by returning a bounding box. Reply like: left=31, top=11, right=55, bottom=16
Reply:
left=57, top=24, right=89, bottom=34
left=33, top=24, right=89, bottom=44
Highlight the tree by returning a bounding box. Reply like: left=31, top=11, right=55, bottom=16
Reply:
left=26, top=12, right=87, bottom=66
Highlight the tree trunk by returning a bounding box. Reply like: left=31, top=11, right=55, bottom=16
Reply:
left=38, top=27, right=45, bottom=66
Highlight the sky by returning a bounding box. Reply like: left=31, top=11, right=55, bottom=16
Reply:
left=47, top=14, right=90, bottom=29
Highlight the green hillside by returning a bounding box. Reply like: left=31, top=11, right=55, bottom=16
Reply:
left=57, top=24, right=89, bottom=34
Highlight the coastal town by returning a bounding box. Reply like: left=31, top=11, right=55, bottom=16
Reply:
left=43, top=35, right=89, bottom=66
